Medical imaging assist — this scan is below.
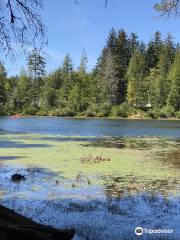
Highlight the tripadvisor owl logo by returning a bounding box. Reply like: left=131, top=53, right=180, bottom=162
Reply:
left=135, top=227, right=144, bottom=236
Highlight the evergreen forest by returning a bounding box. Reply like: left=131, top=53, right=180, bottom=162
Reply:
left=0, top=29, right=180, bottom=119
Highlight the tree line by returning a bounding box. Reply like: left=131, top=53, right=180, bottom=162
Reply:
left=0, top=29, right=180, bottom=118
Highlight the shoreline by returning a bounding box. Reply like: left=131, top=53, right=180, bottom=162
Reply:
left=1, top=114, right=180, bottom=121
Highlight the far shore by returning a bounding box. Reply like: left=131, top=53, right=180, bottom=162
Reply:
left=2, top=114, right=180, bottom=121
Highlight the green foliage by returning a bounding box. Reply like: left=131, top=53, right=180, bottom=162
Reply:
left=167, top=51, right=180, bottom=110
left=147, top=109, right=159, bottom=119
left=127, top=49, right=147, bottom=106
left=85, top=103, right=111, bottom=117
left=175, top=111, right=180, bottom=119
left=85, top=109, right=97, bottom=117
left=28, top=48, right=46, bottom=79
left=21, top=106, right=37, bottom=115
left=111, top=103, right=130, bottom=117
left=1, top=29, right=180, bottom=119
left=159, top=105, right=175, bottom=118
left=58, top=107, right=75, bottom=117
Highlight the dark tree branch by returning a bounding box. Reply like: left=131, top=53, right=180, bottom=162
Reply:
left=154, top=0, right=180, bottom=17
left=0, top=0, right=46, bottom=55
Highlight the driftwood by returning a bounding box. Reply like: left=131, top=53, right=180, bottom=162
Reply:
left=0, top=205, right=75, bottom=240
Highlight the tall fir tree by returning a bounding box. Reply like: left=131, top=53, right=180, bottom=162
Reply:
left=167, top=51, right=180, bottom=110
left=28, top=48, right=46, bottom=80
left=127, top=50, right=147, bottom=107
left=0, top=62, right=7, bottom=110
left=28, top=48, right=46, bottom=107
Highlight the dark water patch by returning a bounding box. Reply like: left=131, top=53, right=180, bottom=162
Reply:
left=0, top=156, right=25, bottom=161
left=0, top=129, right=27, bottom=135
left=36, top=136, right=98, bottom=142
left=0, top=139, right=52, bottom=148
left=83, top=137, right=180, bottom=150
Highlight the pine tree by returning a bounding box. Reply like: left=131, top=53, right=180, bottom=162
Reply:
left=79, top=49, right=88, bottom=74
left=167, top=51, right=180, bottom=110
left=62, top=54, right=73, bottom=74
left=15, top=70, right=31, bottom=110
left=129, top=32, right=139, bottom=55
left=28, top=48, right=46, bottom=80
left=165, top=32, right=175, bottom=63
left=0, top=62, right=7, bottom=111
left=156, top=46, right=173, bottom=107
left=114, top=29, right=130, bottom=103
left=60, top=54, right=74, bottom=102
left=146, top=41, right=157, bottom=70
left=28, top=48, right=46, bottom=107
left=101, top=49, right=119, bottom=105
left=127, top=50, right=147, bottom=107
left=145, top=68, right=159, bottom=108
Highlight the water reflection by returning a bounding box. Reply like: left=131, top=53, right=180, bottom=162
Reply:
left=83, top=136, right=180, bottom=150
left=0, top=193, right=180, bottom=240
left=0, top=139, right=52, bottom=148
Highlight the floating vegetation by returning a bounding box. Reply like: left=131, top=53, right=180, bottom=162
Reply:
left=80, top=154, right=111, bottom=164
left=0, top=131, right=179, bottom=239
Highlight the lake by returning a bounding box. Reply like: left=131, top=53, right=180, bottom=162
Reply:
left=0, top=117, right=180, bottom=239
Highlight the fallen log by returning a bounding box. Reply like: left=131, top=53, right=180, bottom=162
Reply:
left=0, top=205, right=75, bottom=240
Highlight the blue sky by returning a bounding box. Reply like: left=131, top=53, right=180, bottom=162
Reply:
left=6, top=0, right=180, bottom=76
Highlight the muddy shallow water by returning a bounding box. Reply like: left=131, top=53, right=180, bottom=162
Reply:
left=0, top=117, right=179, bottom=239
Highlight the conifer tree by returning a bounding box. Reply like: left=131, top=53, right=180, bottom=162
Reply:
left=28, top=48, right=46, bottom=80
left=127, top=50, right=147, bottom=107
left=167, top=51, right=180, bottom=110
left=0, top=62, right=7, bottom=109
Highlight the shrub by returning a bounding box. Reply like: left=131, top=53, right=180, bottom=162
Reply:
left=175, top=111, right=180, bottom=119
left=86, top=103, right=111, bottom=117
left=96, top=112, right=105, bottom=117
left=22, top=106, right=37, bottom=115
left=0, top=106, right=7, bottom=116
left=85, top=109, right=96, bottom=117
left=159, top=105, right=175, bottom=118
left=111, top=103, right=130, bottom=117
left=98, top=103, right=111, bottom=117
left=59, top=107, right=75, bottom=117
left=37, top=109, right=48, bottom=116
left=147, top=109, right=159, bottom=119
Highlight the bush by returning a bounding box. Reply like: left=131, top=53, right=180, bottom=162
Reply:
left=175, top=111, right=180, bottom=119
left=37, top=109, right=48, bottom=116
left=98, top=103, right=111, bottom=117
left=85, top=103, right=111, bottom=117
left=22, top=106, right=37, bottom=115
left=147, top=109, right=159, bottom=119
left=96, top=112, right=105, bottom=117
left=85, top=109, right=96, bottom=117
left=159, top=105, right=175, bottom=118
left=58, top=107, right=75, bottom=117
left=0, top=106, right=7, bottom=116
left=111, top=103, right=130, bottom=117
